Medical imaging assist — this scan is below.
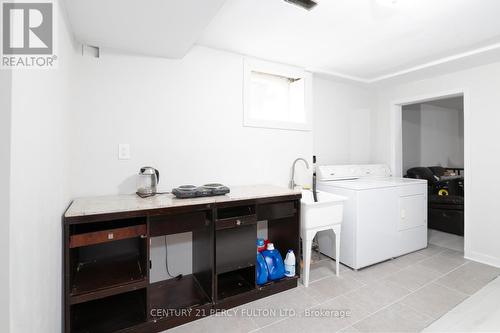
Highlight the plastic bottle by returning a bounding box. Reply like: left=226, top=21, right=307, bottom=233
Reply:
left=256, top=238, right=266, bottom=253
left=284, top=249, right=296, bottom=277
left=261, top=243, right=285, bottom=281
left=256, top=253, right=268, bottom=285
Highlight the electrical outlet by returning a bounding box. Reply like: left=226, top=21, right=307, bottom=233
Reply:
left=118, top=144, right=130, bottom=160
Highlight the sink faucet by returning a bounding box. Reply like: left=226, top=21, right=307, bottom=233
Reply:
left=289, top=157, right=310, bottom=189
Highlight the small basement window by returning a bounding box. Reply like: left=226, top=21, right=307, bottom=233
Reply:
left=244, top=59, right=312, bottom=131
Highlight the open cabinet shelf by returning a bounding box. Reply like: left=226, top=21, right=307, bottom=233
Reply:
left=71, top=252, right=146, bottom=296
left=217, top=266, right=255, bottom=300
left=68, top=216, right=148, bottom=308
left=149, top=274, right=211, bottom=320
left=71, top=289, right=147, bottom=333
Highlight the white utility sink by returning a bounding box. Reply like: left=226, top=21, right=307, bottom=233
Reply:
left=300, top=189, right=347, bottom=286
left=300, top=190, right=346, bottom=230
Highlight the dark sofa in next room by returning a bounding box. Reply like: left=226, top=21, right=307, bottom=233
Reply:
left=406, top=166, right=464, bottom=236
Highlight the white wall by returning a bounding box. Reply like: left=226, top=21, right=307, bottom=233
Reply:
left=70, top=46, right=313, bottom=197
left=373, top=61, right=500, bottom=267
left=8, top=1, right=79, bottom=332
left=313, top=76, right=374, bottom=165
left=0, top=69, right=12, bottom=333
left=402, top=103, right=464, bottom=174
left=68, top=49, right=378, bottom=197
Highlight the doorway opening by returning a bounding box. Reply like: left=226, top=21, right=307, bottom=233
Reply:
left=391, top=91, right=467, bottom=254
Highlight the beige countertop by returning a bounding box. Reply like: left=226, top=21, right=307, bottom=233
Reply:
left=65, top=184, right=301, bottom=218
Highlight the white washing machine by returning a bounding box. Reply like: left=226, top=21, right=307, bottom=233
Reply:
left=316, top=164, right=428, bottom=269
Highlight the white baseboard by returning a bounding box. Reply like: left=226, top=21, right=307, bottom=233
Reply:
left=465, top=250, right=500, bottom=268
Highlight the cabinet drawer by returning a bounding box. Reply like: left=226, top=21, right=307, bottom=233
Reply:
left=215, top=215, right=257, bottom=231
left=69, top=225, right=146, bottom=248
left=257, top=201, right=296, bottom=220
left=149, top=211, right=209, bottom=236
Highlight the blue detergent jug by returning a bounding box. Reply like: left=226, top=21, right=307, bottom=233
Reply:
left=256, top=253, right=268, bottom=285
left=261, top=243, right=285, bottom=281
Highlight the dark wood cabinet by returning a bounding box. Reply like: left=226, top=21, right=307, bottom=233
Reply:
left=63, top=192, right=301, bottom=333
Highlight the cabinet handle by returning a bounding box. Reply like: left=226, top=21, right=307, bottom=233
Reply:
left=236, top=219, right=242, bottom=226
left=108, top=232, right=114, bottom=240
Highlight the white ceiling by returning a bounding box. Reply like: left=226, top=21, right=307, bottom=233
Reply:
left=64, top=0, right=226, bottom=58
left=198, top=0, right=500, bottom=82
left=63, top=0, right=500, bottom=83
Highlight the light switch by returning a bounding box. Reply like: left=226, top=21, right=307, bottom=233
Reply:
left=118, top=144, right=130, bottom=160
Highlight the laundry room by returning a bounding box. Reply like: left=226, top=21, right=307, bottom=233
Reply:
left=2, top=1, right=500, bottom=333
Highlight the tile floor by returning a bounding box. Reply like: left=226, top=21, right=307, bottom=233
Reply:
left=427, top=229, right=464, bottom=252
left=424, top=274, right=500, bottom=332
left=167, top=230, right=499, bottom=333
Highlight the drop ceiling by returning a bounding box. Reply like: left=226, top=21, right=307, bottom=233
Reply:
left=64, top=0, right=500, bottom=83
left=63, top=0, right=226, bottom=58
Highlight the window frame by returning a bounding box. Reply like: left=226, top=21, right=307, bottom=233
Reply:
left=243, top=58, right=312, bottom=131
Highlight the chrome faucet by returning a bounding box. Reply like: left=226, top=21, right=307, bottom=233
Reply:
left=289, top=157, right=310, bottom=189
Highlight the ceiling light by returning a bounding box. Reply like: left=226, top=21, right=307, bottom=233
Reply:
left=283, top=0, right=318, bottom=11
